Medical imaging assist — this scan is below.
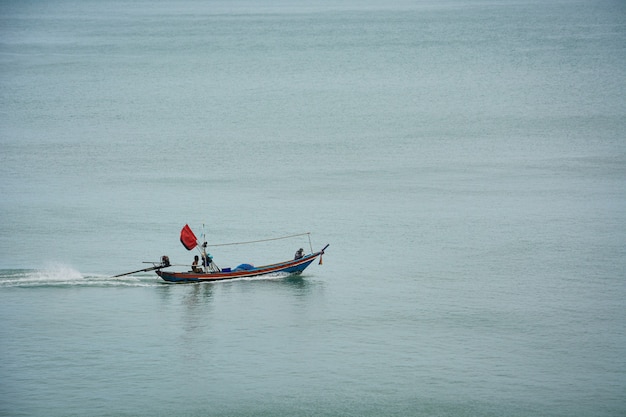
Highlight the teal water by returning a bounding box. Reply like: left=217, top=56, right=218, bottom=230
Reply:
left=1, top=1, right=625, bottom=416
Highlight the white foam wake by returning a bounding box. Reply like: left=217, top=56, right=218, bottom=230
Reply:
left=32, top=263, right=84, bottom=281
left=0, top=263, right=159, bottom=288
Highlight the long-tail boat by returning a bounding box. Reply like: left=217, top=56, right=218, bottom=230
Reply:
left=114, top=225, right=328, bottom=283
left=156, top=246, right=328, bottom=283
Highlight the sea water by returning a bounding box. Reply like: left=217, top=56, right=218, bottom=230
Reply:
left=1, top=0, right=625, bottom=416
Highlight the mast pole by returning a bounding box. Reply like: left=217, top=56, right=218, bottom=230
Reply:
left=202, top=223, right=208, bottom=273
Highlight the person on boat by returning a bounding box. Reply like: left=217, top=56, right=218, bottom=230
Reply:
left=202, top=252, right=220, bottom=273
left=191, top=255, right=202, bottom=273
left=203, top=253, right=213, bottom=267
left=294, top=248, right=304, bottom=260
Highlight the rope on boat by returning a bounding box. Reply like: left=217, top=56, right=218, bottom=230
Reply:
left=207, top=232, right=312, bottom=248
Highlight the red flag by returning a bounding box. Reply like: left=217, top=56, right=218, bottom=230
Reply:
left=180, top=224, right=198, bottom=251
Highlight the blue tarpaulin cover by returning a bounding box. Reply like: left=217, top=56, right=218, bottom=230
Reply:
left=234, top=264, right=254, bottom=271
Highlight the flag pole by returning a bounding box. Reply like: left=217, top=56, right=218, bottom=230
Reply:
left=202, top=223, right=207, bottom=273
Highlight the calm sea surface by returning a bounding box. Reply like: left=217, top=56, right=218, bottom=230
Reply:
left=1, top=0, right=625, bottom=416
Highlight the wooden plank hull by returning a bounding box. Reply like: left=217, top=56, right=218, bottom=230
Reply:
left=156, top=250, right=324, bottom=283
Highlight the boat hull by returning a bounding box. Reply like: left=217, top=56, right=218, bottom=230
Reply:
left=156, top=251, right=323, bottom=283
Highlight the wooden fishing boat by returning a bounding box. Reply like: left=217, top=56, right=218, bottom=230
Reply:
left=113, top=224, right=328, bottom=283
left=156, top=245, right=328, bottom=283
